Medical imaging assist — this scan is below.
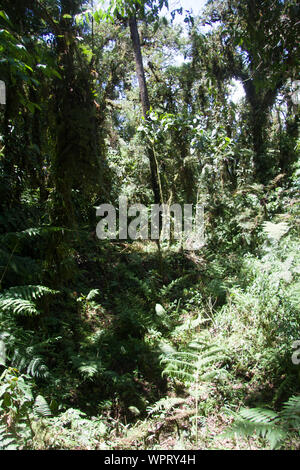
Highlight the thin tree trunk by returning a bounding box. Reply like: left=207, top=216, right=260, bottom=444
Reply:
left=129, top=15, right=161, bottom=205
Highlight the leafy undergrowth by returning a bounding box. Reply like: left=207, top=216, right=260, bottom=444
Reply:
left=1, top=218, right=299, bottom=450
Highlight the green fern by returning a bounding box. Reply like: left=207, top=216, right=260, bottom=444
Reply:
left=0, top=328, right=53, bottom=380
left=86, top=289, right=101, bottom=301
left=0, top=298, right=38, bottom=315
left=224, top=395, right=300, bottom=449
left=280, top=395, right=300, bottom=427
left=26, top=357, right=50, bottom=379
left=288, top=282, right=300, bottom=310
left=0, top=285, right=58, bottom=316
left=71, top=355, right=104, bottom=381
left=160, top=339, right=230, bottom=385
left=2, top=339, right=50, bottom=380
left=147, top=397, right=186, bottom=416
left=0, top=285, right=58, bottom=301
left=33, top=395, right=52, bottom=417
left=262, top=222, right=290, bottom=242
left=0, top=425, right=18, bottom=450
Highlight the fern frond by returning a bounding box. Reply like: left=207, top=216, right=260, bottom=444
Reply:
left=147, top=397, right=185, bottom=415
left=78, top=364, right=100, bottom=379
left=0, top=425, right=18, bottom=450
left=280, top=395, right=300, bottom=425
left=72, top=356, right=104, bottom=381
left=200, top=369, right=230, bottom=381
left=224, top=395, right=300, bottom=449
left=26, top=357, right=49, bottom=379
left=239, top=407, right=279, bottom=424
left=0, top=297, right=38, bottom=315
left=288, top=282, right=300, bottom=309
left=33, top=395, right=51, bottom=417
left=262, top=222, right=290, bottom=241
left=0, top=285, right=58, bottom=316
left=161, top=339, right=229, bottom=386
left=86, top=289, right=101, bottom=301
left=162, top=367, right=195, bottom=382
left=0, top=285, right=58, bottom=301
left=224, top=418, right=286, bottom=449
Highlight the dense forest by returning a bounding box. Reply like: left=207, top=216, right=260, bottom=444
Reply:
left=0, top=0, right=299, bottom=451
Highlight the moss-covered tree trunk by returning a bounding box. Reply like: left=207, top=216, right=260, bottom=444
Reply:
left=52, top=1, right=100, bottom=228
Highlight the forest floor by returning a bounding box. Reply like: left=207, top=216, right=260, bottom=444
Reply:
left=27, top=231, right=300, bottom=451
left=1, top=225, right=299, bottom=451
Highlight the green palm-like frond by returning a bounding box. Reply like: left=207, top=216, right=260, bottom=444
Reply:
left=0, top=298, right=38, bottom=315
left=147, top=397, right=186, bottom=415
left=27, top=357, right=49, bottom=379
left=262, top=222, right=290, bottom=241
left=160, top=339, right=230, bottom=385
left=0, top=425, right=18, bottom=450
left=0, top=285, right=58, bottom=316
left=33, top=395, right=51, bottom=417
left=225, top=417, right=286, bottom=450
left=239, top=407, right=279, bottom=424
left=224, top=395, right=300, bottom=449
left=280, top=395, right=300, bottom=425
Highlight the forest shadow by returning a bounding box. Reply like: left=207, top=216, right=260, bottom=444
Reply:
left=66, top=238, right=246, bottom=419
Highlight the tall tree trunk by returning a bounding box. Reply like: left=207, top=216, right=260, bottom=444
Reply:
left=128, top=15, right=161, bottom=205
left=52, top=0, right=100, bottom=228
left=244, top=79, right=283, bottom=183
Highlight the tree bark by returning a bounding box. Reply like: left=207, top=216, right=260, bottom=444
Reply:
left=128, top=15, right=161, bottom=205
